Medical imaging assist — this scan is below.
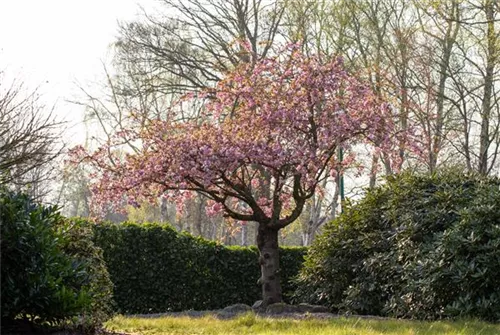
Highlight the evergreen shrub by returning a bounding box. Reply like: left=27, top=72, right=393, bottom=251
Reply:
left=0, top=189, right=112, bottom=331
left=294, top=171, right=500, bottom=321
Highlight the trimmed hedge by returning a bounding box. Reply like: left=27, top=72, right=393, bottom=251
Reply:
left=92, top=222, right=306, bottom=314
left=295, top=171, right=500, bottom=321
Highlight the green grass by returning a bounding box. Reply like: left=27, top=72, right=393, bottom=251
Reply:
left=105, top=313, right=500, bottom=335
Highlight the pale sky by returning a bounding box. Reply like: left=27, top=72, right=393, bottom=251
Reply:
left=0, top=0, right=158, bottom=144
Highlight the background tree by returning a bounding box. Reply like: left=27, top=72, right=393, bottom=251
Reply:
left=448, top=0, right=500, bottom=174
left=0, top=74, right=65, bottom=199
left=58, top=164, right=92, bottom=218
left=115, top=0, right=285, bottom=93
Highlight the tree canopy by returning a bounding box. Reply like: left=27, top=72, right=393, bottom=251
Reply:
left=74, top=47, right=395, bottom=224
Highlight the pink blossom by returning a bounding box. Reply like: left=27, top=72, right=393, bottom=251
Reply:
left=72, top=46, right=399, bottom=226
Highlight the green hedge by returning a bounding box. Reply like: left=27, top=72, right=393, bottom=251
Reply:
left=61, top=218, right=114, bottom=330
left=295, top=171, right=500, bottom=321
left=92, top=222, right=306, bottom=314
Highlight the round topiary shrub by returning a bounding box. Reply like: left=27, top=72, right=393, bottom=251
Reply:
left=294, top=171, right=500, bottom=321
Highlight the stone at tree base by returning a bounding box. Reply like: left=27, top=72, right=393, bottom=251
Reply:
left=265, top=303, right=330, bottom=314
left=297, top=303, right=330, bottom=313
left=266, top=302, right=297, bottom=314
left=252, top=301, right=330, bottom=315
left=222, top=304, right=253, bottom=314
left=252, top=300, right=264, bottom=310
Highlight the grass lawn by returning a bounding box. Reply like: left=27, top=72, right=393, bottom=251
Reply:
left=106, top=313, right=500, bottom=335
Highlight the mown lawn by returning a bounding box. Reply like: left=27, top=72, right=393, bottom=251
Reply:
left=106, top=313, right=500, bottom=335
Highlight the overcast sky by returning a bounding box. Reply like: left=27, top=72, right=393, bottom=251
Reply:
left=0, top=0, right=157, bottom=143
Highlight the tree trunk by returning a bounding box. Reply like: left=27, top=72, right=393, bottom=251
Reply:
left=256, top=224, right=282, bottom=306
left=160, top=197, right=168, bottom=223
left=369, top=151, right=380, bottom=189
left=241, top=223, right=248, bottom=246
left=479, top=0, right=496, bottom=175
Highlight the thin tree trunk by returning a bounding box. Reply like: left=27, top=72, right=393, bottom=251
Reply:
left=160, top=196, right=168, bottom=223
left=369, top=151, right=380, bottom=188
left=256, top=224, right=282, bottom=306
left=241, top=223, right=248, bottom=246
left=479, top=0, right=496, bottom=175
left=196, top=195, right=205, bottom=236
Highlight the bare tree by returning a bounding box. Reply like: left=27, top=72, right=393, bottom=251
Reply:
left=114, top=0, right=285, bottom=94
left=438, top=0, right=500, bottom=175
left=473, top=0, right=499, bottom=175
left=0, top=75, right=65, bottom=198
left=58, top=164, right=92, bottom=217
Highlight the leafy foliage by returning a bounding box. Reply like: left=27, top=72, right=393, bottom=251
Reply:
left=295, top=171, right=500, bottom=321
left=60, top=217, right=114, bottom=330
left=1, top=189, right=88, bottom=325
left=0, top=188, right=113, bottom=330
left=92, top=221, right=306, bottom=313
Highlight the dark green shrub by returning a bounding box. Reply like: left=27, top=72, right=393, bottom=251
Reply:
left=0, top=189, right=90, bottom=327
left=60, top=217, right=114, bottom=331
left=293, top=188, right=392, bottom=315
left=295, top=171, right=500, bottom=321
left=92, top=221, right=306, bottom=313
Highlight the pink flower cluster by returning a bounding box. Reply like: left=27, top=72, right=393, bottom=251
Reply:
left=73, top=46, right=396, bottom=225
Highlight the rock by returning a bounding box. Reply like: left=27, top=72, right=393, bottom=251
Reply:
left=297, top=303, right=330, bottom=313
left=266, top=303, right=298, bottom=314
left=252, top=300, right=264, bottom=310
left=310, top=305, right=330, bottom=313
left=252, top=301, right=330, bottom=315
left=297, top=303, right=315, bottom=313
left=222, top=304, right=253, bottom=314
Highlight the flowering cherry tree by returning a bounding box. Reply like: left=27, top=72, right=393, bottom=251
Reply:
left=73, top=47, right=395, bottom=306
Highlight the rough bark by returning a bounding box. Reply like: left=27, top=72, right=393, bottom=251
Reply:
left=429, top=43, right=452, bottom=172
left=256, top=224, right=282, bottom=306
left=479, top=0, right=496, bottom=175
